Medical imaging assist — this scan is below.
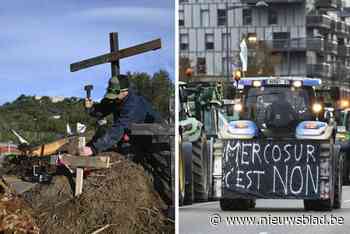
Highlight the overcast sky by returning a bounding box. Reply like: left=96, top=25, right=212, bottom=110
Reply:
left=0, top=0, right=174, bottom=104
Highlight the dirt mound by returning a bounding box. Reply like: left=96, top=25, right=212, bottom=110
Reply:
left=0, top=181, right=39, bottom=233
left=22, top=152, right=174, bottom=234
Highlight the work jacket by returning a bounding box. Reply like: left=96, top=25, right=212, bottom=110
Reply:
left=87, top=90, right=160, bottom=153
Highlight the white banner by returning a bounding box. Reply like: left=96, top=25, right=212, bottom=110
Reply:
left=240, top=39, right=248, bottom=72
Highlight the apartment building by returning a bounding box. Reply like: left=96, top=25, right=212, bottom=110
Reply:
left=179, top=0, right=350, bottom=87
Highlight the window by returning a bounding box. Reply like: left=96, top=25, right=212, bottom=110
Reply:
left=201, top=9, right=209, bottom=27
left=179, top=0, right=188, bottom=3
left=222, top=33, right=231, bottom=50
left=180, top=34, right=189, bottom=50
left=243, top=9, right=252, bottom=25
left=205, top=34, right=214, bottom=50
left=197, top=57, right=206, bottom=74
left=179, top=10, right=184, bottom=26
left=217, top=9, right=227, bottom=26
left=273, top=32, right=290, bottom=49
left=268, top=9, right=278, bottom=25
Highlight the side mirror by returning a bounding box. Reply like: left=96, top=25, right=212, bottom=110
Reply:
left=334, top=109, right=341, bottom=123
left=324, top=111, right=333, bottom=122
left=337, top=126, right=346, bottom=133
left=226, top=106, right=234, bottom=116
left=179, top=88, right=188, bottom=103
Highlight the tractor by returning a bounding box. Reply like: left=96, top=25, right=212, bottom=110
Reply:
left=219, top=77, right=343, bottom=211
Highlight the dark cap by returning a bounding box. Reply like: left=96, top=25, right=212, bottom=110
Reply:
left=104, top=75, right=129, bottom=99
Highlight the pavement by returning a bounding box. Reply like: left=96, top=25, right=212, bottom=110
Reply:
left=179, top=186, right=350, bottom=234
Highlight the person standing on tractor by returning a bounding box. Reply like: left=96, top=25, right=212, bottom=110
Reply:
left=80, top=74, right=160, bottom=156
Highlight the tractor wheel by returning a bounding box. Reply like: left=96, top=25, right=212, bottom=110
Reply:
left=334, top=151, right=343, bottom=209
left=182, top=142, right=194, bottom=205
left=132, top=135, right=173, bottom=206
left=179, top=140, right=187, bottom=206
left=220, top=198, right=253, bottom=211
left=304, top=140, right=334, bottom=211
left=151, top=139, right=173, bottom=206
left=304, top=198, right=334, bottom=211
left=211, top=139, right=223, bottom=200
left=343, top=156, right=350, bottom=185
left=192, top=134, right=210, bottom=202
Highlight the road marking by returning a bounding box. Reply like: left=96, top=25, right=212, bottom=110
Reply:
left=259, top=232, right=268, bottom=234
left=343, top=200, right=350, bottom=203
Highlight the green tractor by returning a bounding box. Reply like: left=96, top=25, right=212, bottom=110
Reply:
left=336, top=107, right=350, bottom=185
left=179, top=81, right=238, bottom=205
left=179, top=81, right=210, bottom=205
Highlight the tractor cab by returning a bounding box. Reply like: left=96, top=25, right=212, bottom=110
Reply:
left=225, top=77, right=331, bottom=138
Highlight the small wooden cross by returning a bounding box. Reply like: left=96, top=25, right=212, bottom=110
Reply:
left=70, top=32, right=162, bottom=75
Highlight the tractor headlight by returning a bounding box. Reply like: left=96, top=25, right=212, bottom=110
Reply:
left=252, top=80, right=262, bottom=87
left=234, top=103, right=243, bottom=112
left=312, top=103, right=323, bottom=114
left=292, top=80, right=302, bottom=88
left=340, top=99, right=349, bottom=109
left=226, top=120, right=258, bottom=137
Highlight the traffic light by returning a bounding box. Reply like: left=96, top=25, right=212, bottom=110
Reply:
left=185, top=68, right=193, bottom=77
left=233, top=69, right=242, bottom=82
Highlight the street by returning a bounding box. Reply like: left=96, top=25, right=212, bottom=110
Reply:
left=179, top=186, right=350, bottom=234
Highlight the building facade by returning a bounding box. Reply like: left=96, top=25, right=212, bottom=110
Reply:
left=179, top=0, right=350, bottom=87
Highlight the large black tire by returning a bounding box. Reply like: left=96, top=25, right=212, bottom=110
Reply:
left=192, top=134, right=210, bottom=202
left=182, top=142, right=193, bottom=205
left=179, top=142, right=194, bottom=205
left=343, top=155, right=350, bottom=185
left=150, top=140, right=173, bottom=206
left=179, top=139, right=185, bottom=206
left=132, top=135, right=173, bottom=205
left=220, top=198, right=253, bottom=211
left=304, top=140, right=334, bottom=211
left=210, top=139, right=223, bottom=201
left=334, top=151, right=343, bottom=209
left=304, top=199, right=333, bottom=211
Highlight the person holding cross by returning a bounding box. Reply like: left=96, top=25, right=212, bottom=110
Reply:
left=80, top=74, right=160, bottom=156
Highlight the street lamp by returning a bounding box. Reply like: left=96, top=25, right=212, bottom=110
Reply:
left=225, top=1, right=269, bottom=81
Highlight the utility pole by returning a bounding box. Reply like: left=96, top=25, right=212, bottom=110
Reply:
left=226, top=1, right=230, bottom=81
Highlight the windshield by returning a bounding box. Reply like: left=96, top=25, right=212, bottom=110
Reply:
left=244, top=86, right=313, bottom=128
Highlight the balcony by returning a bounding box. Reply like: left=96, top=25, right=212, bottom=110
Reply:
left=307, top=63, right=331, bottom=78
left=334, top=64, right=350, bottom=81
left=307, top=38, right=325, bottom=52
left=266, top=38, right=306, bottom=52
left=265, top=38, right=328, bottom=53
left=338, top=45, right=350, bottom=57
left=315, top=0, right=338, bottom=9
left=241, top=0, right=303, bottom=3
left=306, top=15, right=332, bottom=30
left=325, top=40, right=338, bottom=55
left=330, top=63, right=337, bottom=78
left=336, top=21, right=348, bottom=37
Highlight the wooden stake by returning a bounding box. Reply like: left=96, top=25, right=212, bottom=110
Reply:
left=75, top=136, right=85, bottom=197
left=75, top=168, right=84, bottom=197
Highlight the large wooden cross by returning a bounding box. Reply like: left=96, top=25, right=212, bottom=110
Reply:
left=70, top=32, right=162, bottom=75
left=69, top=32, right=161, bottom=196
